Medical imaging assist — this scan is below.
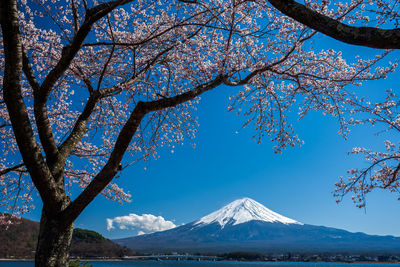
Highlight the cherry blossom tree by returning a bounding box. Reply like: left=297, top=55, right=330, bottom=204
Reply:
left=0, top=0, right=397, bottom=265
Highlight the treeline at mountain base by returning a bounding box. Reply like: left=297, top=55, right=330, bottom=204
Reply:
left=0, top=216, right=135, bottom=259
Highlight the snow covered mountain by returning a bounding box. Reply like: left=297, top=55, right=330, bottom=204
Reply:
left=116, top=198, right=400, bottom=253
left=194, top=198, right=302, bottom=227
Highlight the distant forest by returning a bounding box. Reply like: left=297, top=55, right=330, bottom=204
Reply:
left=0, top=216, right=134, bottom=259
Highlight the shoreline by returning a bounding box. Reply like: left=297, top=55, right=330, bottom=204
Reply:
left=1, top=258, right=400, bottom=264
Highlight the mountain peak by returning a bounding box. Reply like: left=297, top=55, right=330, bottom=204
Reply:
left=195, top=198, right=302, bottom=228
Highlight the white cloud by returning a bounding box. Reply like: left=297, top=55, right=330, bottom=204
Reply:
left=106, top=213, right=176, bottom=234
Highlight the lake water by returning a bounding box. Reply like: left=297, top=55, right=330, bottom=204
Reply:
left=2, top=261, right=400, bottom=267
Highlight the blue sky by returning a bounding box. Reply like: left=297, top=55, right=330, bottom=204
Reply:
left=22, top=34, right=400, bottom=239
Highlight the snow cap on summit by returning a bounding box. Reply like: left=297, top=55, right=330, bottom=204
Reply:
left=195, top=197, right=302, bottom=228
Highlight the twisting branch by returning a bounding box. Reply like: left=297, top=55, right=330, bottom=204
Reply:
left=267, top=0, right=400, bottom=49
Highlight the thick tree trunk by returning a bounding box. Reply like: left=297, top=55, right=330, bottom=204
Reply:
left=35, top=209, right=74, bottom=267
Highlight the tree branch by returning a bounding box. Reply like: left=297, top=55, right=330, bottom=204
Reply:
left=384, top=162, right=400, bottom=189
left=71, top=0, right=79, bottom=34
left=0, top=0, right=64, bottom=212
left=58, top=91, right=101, bottom=161
left=267, top=0, right=400, bottom=49
left=61, top=75, right=224, bottom=225
left=22, top=49, right=40, bottom=92
left=33, top=0, right=134, bottom=165
left=0, top=163, right=25, bottom=176
left=0, top=122, right=11, bottom=128
left=55, top=33, right=181, bottom=176
left=223, top=43, right=297, bottom=86
left=39, top=0, right=133, bottom=99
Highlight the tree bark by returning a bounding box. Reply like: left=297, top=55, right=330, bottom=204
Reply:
left=35, top=208, right=74, bottom=267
